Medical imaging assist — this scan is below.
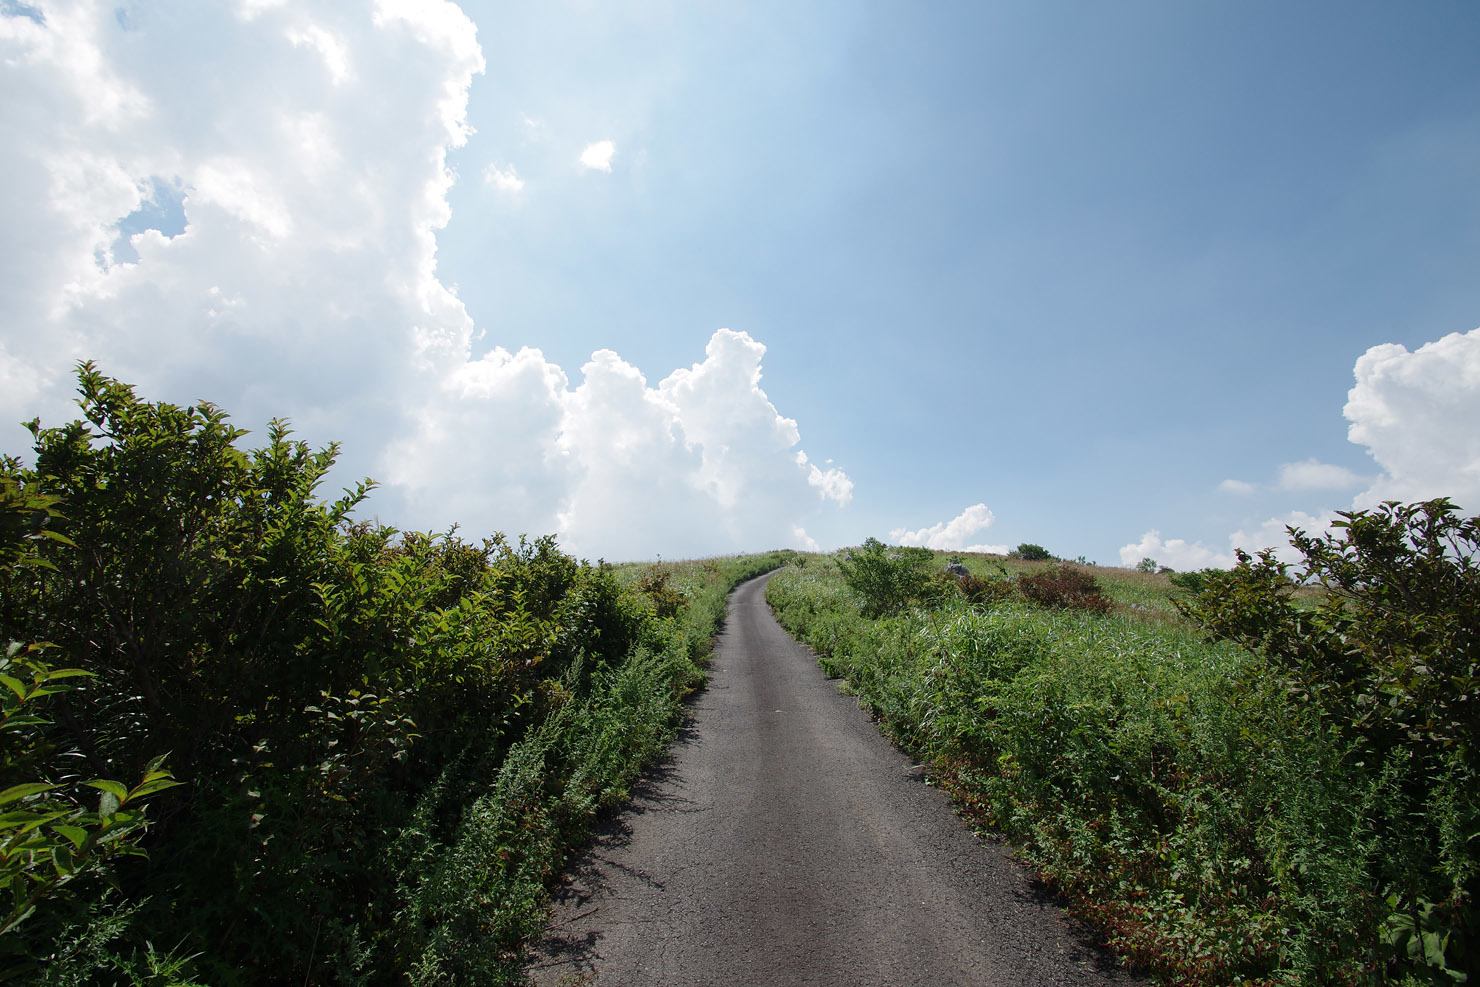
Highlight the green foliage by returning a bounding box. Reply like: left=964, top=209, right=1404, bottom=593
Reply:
left=0, top=644, right=183, bottom=981
left=835, top=538, right=942, bottom=617
left=0, top=364, right=789, bottom=985
left=634, top=564, right=685, bottom=620
left=1168, top=569, right=1217, bottom=594
left=1013, top=543, right=1053, bottom=561
left=766, top=509, right=1480, bottom=986
left=1178, top=499, right=1480, bottom=984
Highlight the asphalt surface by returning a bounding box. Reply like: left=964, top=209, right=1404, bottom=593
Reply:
left=527, top=571, right=1140, bottom=986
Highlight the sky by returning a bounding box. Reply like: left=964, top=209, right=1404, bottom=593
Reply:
left=2, top=0, right=1479, bottom=565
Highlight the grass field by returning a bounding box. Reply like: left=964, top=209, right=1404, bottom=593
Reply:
left=766, top=549, right=1467, bottom=986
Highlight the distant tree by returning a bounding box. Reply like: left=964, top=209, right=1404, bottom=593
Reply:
left=1013, top=543, right=1052, bottom=562
left=1136, top=557, right=1158, bottom=573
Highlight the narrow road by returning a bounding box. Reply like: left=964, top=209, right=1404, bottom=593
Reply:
left=528, top=572, right=1138, bottom=986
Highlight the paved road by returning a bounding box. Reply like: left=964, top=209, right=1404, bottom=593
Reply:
left=527, top=571, right=1139, bottom=986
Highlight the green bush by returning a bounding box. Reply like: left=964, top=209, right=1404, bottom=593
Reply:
left=834, top=538, right=941, bottom=617
left=1012, top=543, right=1053, bottom=561
left=1178, top=499, right=1479, bottom=984
left=1168, top=568, right=1217, bottom=594
left=0, top=364, right=785, bottom=985
left=767, top=505, right=1480, bottom=986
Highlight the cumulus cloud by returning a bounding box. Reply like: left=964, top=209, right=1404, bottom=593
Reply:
left=1345, top=328, right=1480, bottom=511
left=579, top=139, right=615, bottom=172
left=1127, top=327, right=1480, bottom=572
left=0, top=0, right=847, bottom=560
left=1118, top=532, right=1233, bottom=571
left=1228, top=510, right=1342, bottom=566
left=891, top=503, right=1008, bottom=554
left=550, top=330, right=849, bottom=558
left=1119, top=508, right=1340, bottom=571
left=483, top=162, right=524, bottom=193
left=1276, top=458, right=1364, bottom=492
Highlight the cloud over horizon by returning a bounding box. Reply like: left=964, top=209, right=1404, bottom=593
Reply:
left=1346, top=328, right=1480, bottom=512
left=891, top=503, right=1008, bottom=554
left=1124, top=327, right=1480, bottom=570
left=0, top=0, right=846, bottom=560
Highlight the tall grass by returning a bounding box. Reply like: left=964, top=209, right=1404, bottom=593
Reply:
left=766, top=558, right=1407, bottom=985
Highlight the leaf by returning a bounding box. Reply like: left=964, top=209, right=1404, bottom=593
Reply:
left=82, top=780, right=128, bottom=803
left=49, top=824, right=88, bottom=849
left=0, top=809, right=68, bottom=834
left=0, top=676, right=23, bottom=703
left=0, top=783, right=57, bottom=806
left=35, top=668, right=92, bottom=683
left=126, top=777, right=183, bottom=802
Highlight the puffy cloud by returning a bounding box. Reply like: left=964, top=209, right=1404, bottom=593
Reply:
left=389, top=329, right=849, bottom=560
left=1275, top=458, right=1364, bottom=492
left=1218, top=460, right=1364, bottom=496
left=285, top=23, right=352, bottom=85
left=0, top=0, right=847, bottom=560
left=1228, top=509, right=1343, bottom=567
left=579, top=139, right=615, bottom=172
left=1128, top=327, right=1479, bottom=573
left=483, top=162, right=524, bottom=193
left=1121, top=508, right=1344, bottom=571
left=1118, top=531, right=1233, bottom=571
left=891, top=503, right=1008, bottom=554
left=1345, top=328, right=1480, bottom=511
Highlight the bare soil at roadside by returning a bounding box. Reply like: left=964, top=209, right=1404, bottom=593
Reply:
left=527, top=571, right=1142, bottom=986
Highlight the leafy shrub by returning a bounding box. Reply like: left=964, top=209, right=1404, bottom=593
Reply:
left=1012, top=543, right=1053, bottom=561
left=835, top=538, right=941, bottom=617
left=1018, top=563, right=1113, bottom=614
left=635, top=564, right=684, bottom=620
left=955, top=572, right=1014, bottom=607
left=1167, top=568, right=1217, bottom=594
left=769, top=507, right=1480, bottom=985
left=0, top=364, right=778, bottom=985
left=1178, top=499, right=1480, bottom=984
left=1135, top=557, right=1158, bottom=573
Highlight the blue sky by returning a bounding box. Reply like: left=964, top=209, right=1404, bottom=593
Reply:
left=3, top=1, right=1478, bottom=564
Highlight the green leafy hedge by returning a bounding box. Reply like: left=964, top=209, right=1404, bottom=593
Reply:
left=0, top=364, right=788, bottom=986
left=768, top=510, right=1479, bottom=986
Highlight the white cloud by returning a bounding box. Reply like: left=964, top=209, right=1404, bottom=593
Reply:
left=1345, top=328, right=1480, bottom=511
left=1276, top=458, right=1364, bottom=491
left=0, top=0, right=847, bottom=561
left=891, top=503, right=1008, bottom=554
left=388, top=329, right=849, bottom=560
left=483, top=162, right=524, bottom=193
left=1121, top=508, right=1347, bottom=572
left=1228, top=509, right=1342, bottom=567
left=285, top=23, right=351, bottom=85
left=579, top=139, right=616, bottom=172
left=1128, top=327, right=1480, bottom=574
left=1118, top=531, right=1233, bottom=571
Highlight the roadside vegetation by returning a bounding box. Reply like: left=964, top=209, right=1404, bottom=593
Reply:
left=0, top=364, right=790, bottom=986
left=768, top=507, right=1477, bottom=987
